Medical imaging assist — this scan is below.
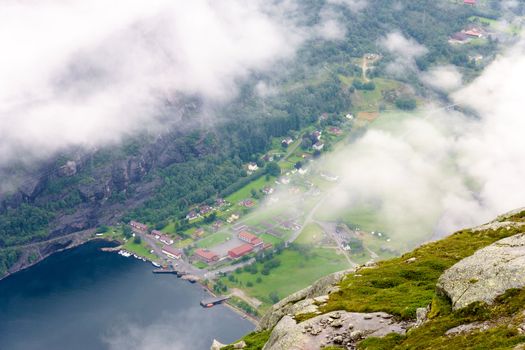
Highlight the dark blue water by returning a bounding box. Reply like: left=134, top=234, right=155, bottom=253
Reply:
left=0, top=241, right=253, bottom=350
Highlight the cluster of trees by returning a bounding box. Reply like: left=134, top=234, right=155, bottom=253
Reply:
left=213, top=279, right=228, bottom=294
left=0, top=205, right=53, bottom=247
left=352, top=79, right=376, bottom=91
left=0, top=248, right=20, bottom=276
left=230, top=298, right=258, bottom=317
left=395, top=97, right=417, bottom=110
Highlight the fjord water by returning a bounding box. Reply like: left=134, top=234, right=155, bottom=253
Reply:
left=0, top=241, right=253, bottom=350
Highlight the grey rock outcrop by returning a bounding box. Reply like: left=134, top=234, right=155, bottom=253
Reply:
left=414, top=306, right=429, bottom=327
left=445, top=321, right=491, bottom=336
left=437, top=232, right=525, bottom=310
left=262, top=311, right=410, bottom=350
left=58, top=161, right=77, bottom=177
left=210, top=339, right=226, bottom=350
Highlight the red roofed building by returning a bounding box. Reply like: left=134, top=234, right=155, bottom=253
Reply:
left=151, top=230, right=174, bottom=245
left=238, top=231, right=264, bottom=248
left=130, top=221, right=148, bottom=233
left=194, top=248, right=219, bottom=263
left=464, top=29, right=482, bottom=38
left=464, top=0, right=476, bottom=4
left=162, top=245, right=182, bottom=260
left=228, top=244, right=254, bottom=259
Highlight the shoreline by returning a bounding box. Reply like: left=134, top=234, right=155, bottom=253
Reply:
left=0, top=229, right=102, bottom=283
left=200, top=283, right=260, bottom=327
left=99, top=240, right=261, bottom=326
left=1, top=235, right=261, bottom=326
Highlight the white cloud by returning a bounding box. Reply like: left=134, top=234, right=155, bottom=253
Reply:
left=379, top=31, right=428, bottom=76
left=0, top=0, right=304, bottom=165
left=327, top=0, right=369, bottom=13
left=421, top=65, right=463, bottom=92
left=315, top=7, right=347, bottom=40
left=314, top=0, right=369, bottom=41
left=102, top=308, right=251, bottom=350
left=312, top=40, right=525, bottom=247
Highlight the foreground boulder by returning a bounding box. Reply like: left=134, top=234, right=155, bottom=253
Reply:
left=262, top=311, right=410, bottom=350
left=437, top=233, right=525, bottom=310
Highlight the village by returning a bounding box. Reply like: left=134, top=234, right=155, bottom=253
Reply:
left=98, top=108, right=398, bottom=317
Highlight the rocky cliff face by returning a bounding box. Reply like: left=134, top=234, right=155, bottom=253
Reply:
left=0, top=128, right=211, bottom=241
left=218, top=208, right=525, bottom=350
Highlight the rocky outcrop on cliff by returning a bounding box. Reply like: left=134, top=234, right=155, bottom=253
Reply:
left=263, top=311, right=410, bottom=350
left=437, top=232, right=525, bottom=310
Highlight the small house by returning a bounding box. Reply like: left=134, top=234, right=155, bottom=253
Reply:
left=313, top=142, right=325, bottom=151
left=281, top=137, right=293, bottom=146
left=193, top=228, right=205, bottom=238
left=130, top=221, right=148, bottom=233
left=186, top=211, right=199, bottom=221
left=199, top=205, right=213, bottom=215
left=159, top=234, right=174, bottom=245
left=162, top=245, right=182, bottom=260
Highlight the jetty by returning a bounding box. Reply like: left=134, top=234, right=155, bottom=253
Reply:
left=152, top=268, right=189, bottom=277
left=200, top=296, right=230, bottom=307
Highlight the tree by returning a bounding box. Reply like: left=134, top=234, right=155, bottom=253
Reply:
left=155, top=221, right=168, bottom=230
left=269, top=291, right=280, bottom=303
left=123, top=226, right=133, bottom=239
left=294, top=161, right=303, bottom=169
left=395, top=97, right=417, bottom=110
left=266, top=162, right=281, bottom=177
left=133, top=236, right=142, bottom=244
left=204, top=212, right=217, bottom=224
left=301, top=138, right=312, bottom=150
left=96, top=225, right=108, bottom=234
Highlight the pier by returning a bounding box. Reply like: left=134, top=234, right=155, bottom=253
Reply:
left=152, top=268, right=188, bottom=277
left=200, top=296, right=230, bottom=307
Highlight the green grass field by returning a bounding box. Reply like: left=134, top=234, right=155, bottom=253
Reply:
left=161, top=221, right=177, bottom=234
left=295, top=223, right=324, bottom=245
left=220, top=248, right=351, bottom=309
left=193, top=261, right=208, bottom=269
left=468, top=15, right=497, bottom=26
left=226, top=175, right=275, bottom=204
left=196, top=232, right=231, bottom=248
left=258, top=233, right=283, bottom=245
left=123, top=239, right=157, bottom=261
left=175, top=238, right=194, bottom=248
left=339, top=76, right=400, bottom=112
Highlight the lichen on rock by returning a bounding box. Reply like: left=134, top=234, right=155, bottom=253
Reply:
left=437, top=233, right=525, bottom=310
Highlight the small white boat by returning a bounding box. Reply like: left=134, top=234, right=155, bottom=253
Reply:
left=120, top=251, right=131, bottom=257
left=152, top=262, right=161, bottom=268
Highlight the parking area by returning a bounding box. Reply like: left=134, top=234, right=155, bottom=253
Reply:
left=210, top=236, right=245, bottom=257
